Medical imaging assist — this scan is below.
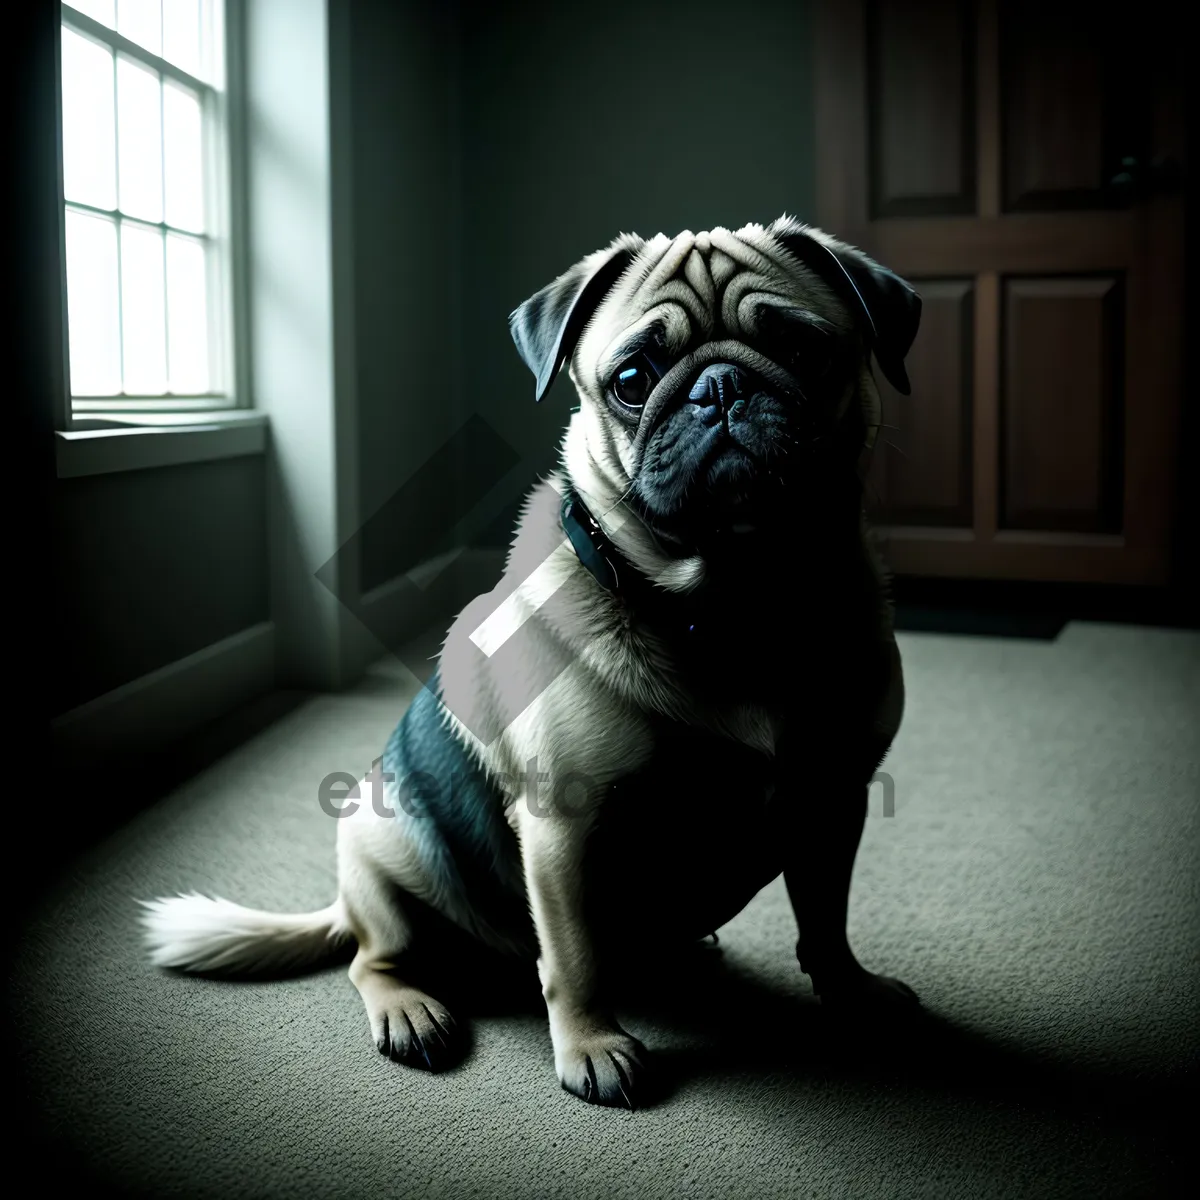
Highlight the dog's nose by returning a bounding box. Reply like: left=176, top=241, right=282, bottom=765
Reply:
left=688, top=363, right=746, bottom=422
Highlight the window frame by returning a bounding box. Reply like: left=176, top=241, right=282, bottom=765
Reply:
left=56, top=0, right=245, bottom=426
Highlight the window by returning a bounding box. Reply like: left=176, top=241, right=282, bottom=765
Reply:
left=60, top=1, right=234, bottom=413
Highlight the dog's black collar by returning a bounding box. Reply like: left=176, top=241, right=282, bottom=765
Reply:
left=559, top=485, right=704, bottom=641
left=560, top=485, right=621, bottom=593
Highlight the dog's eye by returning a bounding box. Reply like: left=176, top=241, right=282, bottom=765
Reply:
left=611, top=356, right=657, bottom=409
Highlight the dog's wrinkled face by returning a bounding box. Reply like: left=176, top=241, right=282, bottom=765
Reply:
left=511, top=218, right=921, bottom=559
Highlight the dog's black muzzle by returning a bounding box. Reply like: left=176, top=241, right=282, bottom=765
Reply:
left=629, top=340, right=800, bottom=473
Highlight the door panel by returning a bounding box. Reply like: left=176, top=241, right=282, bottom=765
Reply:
left=816, top=0, right=1184, bottom=584
left=1001, top=276, right=1123, bottom=533
left=868, top=0, right=975, bottom=216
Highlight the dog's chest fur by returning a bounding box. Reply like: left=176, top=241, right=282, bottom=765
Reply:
left=388, top=672, right=785, bottom=952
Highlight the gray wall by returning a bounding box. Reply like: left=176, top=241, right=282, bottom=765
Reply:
left=349, top=0, right=467, bottom=594
left=52, top=457, right=269, bottom=715
left=459, top=0, right=818, bottom=543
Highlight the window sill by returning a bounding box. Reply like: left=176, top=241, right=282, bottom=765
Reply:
left=56, top=410, right=268, bottom=478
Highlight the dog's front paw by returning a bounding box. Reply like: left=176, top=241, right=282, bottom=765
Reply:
left=370, top=988, right=464, bottom=1072
left=553, top=1021, right=649, bottom=1109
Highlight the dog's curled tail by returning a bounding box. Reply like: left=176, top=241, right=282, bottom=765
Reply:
left=139, top=893, right=352, bottom=977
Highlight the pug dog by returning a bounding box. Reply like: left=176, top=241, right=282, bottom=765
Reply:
left=142, top=216, right=921, bottom=1108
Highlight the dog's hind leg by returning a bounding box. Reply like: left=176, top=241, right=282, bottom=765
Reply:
left=341, top=858, right=464, bottom=1072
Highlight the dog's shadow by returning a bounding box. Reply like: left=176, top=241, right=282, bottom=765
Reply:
left=414, top=932, right=1190, bottom=1147
left=189, top=923, right=1188, bottom=1154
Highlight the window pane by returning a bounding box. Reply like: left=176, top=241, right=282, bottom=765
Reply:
left=163, top=82, right=205, bottom=232
left=117, top=57, right=163, bottom=223
left=117, top=0, right=161, bottom=57
left=166, top=235, right=210, bottom=393
left=70, top=0, right=116, bottom=27
left=65, top=210, right=121, bottom=396
left=121, top=223, right=168, bottom=394
left=162, top=0, right=202, bottom=78
left=61, top=28, right=116, bottom=210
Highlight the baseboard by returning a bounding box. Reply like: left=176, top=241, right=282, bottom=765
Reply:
left=51, top=621, right=277, bottom=761
left=891, top=576, right=1200, bottom=634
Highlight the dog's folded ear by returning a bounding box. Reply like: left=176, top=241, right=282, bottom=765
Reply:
left=769, top=218, right=921, bottom=395
left=510, top=238, right=640, bottom=403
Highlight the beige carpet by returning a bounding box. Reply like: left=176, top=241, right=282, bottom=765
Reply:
left=10, top=622, right=1199, bottom=1198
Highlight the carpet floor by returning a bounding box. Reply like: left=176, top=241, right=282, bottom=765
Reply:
left=10, top=622, right=1199, bottom=1198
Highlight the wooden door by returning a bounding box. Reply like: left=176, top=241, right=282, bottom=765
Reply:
left=816, top=0, right=1186, bottom=583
